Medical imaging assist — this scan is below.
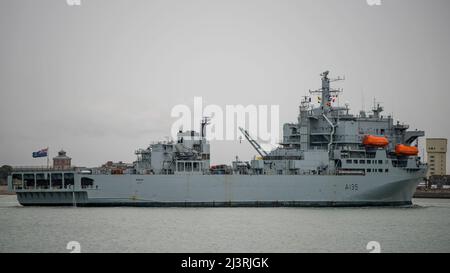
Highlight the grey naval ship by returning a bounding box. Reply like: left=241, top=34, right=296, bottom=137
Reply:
left=8, top=71, right=427, bottom=207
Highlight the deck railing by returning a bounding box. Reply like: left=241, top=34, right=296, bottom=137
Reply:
left=12, top=166, right=80, bottom=172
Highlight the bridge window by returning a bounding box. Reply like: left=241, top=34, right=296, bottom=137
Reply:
left=51, top=173, right=63, bottom=189
left=12, top=174, right=23, bottom=189
left=353, top=160, right=358, bottom=164
left=378, top=169, right=383, bottom=173
left=177, top=162, right=185, bottom=172
left=359, top=160, right=365, bottom=164
left=366, top=169, right=371, bottom=173
left=185, top=162, right=192, bottom=172
left=378, top=160, right=383, bottom=164
left=64, top=173, right=74, bottom=188
left=385, top=169, right=389, bottom=173
left=346, top=160, right=352, bottom=164
left=193, top=162, right=199, bottom=172
left=81, top=177, right=94, bottom=189
left=367, top=160, right=371, bottom=164
left=36, top=173, right=50, bottom=189
left=24, top=174, right=35, bottom=189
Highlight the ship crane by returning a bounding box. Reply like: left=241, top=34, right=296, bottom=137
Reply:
left=238, top=127, right=269, bottom=158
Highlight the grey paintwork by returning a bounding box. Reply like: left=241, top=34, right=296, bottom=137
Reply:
left=8, top=71, right=427, bottom=206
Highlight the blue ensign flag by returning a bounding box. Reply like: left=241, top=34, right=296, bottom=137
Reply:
left=32, top=148, right=48, bottom=158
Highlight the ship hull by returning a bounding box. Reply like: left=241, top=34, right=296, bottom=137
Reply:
left=13, top=172, right=423, bottom=207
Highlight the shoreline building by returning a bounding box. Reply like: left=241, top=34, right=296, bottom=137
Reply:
left=426, top=138, right=447, bottom=177
left=98, top=161, right=133, bottom=174
left=53, top=150, right=72, bottom=170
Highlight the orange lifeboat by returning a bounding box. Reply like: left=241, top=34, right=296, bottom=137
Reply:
left=363, top=135, right=389, bottom=147
left=395, top=144, right=419, bottom=156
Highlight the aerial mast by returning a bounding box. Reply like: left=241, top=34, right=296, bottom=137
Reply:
left=309, top=71, right=344, bottom=113
left=200, top=116, right=210, bottom=138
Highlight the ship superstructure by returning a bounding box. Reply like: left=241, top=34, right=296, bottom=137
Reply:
left=8, top=71, right=427, bottom=207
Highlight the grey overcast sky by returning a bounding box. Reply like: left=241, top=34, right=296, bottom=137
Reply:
left=1, top=0, right=449, bottom=171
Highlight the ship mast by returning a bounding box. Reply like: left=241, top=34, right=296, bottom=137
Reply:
left=309, top=71, right=344, bottom=113
left=200, top=116, right=210, bottom=138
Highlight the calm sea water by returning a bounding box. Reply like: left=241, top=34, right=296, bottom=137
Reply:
left=0, top=195, right=449, bottom=253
